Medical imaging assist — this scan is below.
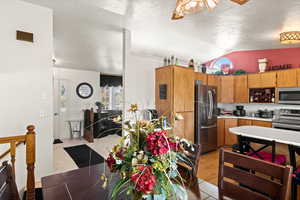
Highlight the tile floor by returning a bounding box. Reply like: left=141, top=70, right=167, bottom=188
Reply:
left=52, top=135, right=219, bottom=199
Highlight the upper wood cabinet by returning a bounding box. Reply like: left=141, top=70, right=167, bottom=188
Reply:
left=248, top=74, right=261, bottom=88
left=234, top=75, right=248, bottom=103
left=298, top=69, right=300, bottom=87
left=219, top=76, right=235, bottom=103
left=155, top=67, right=173, bottom=117
left=260, top=72, right=277, bottom=88
left=248, top=72, right=277, bottom=88
left=207, top=75, right=219, bottom=86
left=277, top=69, right=298, bottom=88
left=173, top=66, right=195, bottom=112
left=195, top=72, right=207, bottom=85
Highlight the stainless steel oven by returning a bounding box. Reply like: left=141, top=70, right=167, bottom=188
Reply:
left=272, top=109, right=300, bottom=132
left=279, top=88, right=300, bottom=105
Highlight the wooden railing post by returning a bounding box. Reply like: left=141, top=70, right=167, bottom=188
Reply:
left=26, top=125, right=35, bottom=200
left=10, top=141, right=16, bottom=180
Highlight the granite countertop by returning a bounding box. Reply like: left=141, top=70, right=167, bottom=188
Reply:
left=229, top=126, right=300, bottom=146
left=217, top=115, right=274, bottom=122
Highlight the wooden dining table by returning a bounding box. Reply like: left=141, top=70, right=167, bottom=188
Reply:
left=42, top=163, right=201, bottom=200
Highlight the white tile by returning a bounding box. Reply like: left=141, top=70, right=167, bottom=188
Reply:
left=53, top=135, right=120, bottom=174
left=199, top=181, right=219, bottom=199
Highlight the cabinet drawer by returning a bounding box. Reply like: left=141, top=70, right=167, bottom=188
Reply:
left=252, top=120, right=272, bottom=128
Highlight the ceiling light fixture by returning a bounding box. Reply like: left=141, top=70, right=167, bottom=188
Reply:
left=172, top=0, right=219, bottom=20
left=280, top=31, right=300, bottom=44
left=172, top=0, right=249, bottom=20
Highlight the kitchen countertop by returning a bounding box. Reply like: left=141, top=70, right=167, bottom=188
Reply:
left=217, top=115, right=274, bottom=122
left=230, top=126, right=300, bottom=146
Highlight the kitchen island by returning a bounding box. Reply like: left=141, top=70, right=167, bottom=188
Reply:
left=230, top=126, right=300, bottom=146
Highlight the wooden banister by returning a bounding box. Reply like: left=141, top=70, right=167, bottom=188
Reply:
left=0, top=125, right=36, bottom=200
left=26, top=125, right=36, bottom=200
left=0, top=141, right=23, bottom=160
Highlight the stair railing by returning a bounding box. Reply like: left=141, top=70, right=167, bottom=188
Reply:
left=0, top=125, right=36, bottom=200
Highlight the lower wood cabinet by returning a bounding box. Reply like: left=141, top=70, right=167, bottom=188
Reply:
left=224, top=118, right=238, bottom=146
left=251, top=120, right=272, bottom=128
left=217, top=118, right=273, bottom=147
left=217, top=118, right=225, bottom=147
left=173, top=112, right=194, bottom=143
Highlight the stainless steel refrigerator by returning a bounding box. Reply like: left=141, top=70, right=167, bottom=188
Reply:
left=195, top=80, right=218, bottom=154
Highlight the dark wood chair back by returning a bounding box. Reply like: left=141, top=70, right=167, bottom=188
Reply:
left=288, top=145, right=300, bottom=171
left=0, top=161, right=20, bottom=200
left=177, top=143, right=201, bottom=198
left=179, top=143, right=201, bottom=176
left=218, top=149, right=292, bottom=200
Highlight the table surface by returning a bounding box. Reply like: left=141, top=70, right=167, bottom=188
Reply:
left=230, top=126, right=300, bottom=146
left=42, top=163, right=201, bottom=200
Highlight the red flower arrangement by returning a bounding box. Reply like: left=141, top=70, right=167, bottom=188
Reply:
left=106, top=154, right=116, bottom=171
left=131, top=166, right=156, bottom=194
left=146, top=131, right=171, bottom=155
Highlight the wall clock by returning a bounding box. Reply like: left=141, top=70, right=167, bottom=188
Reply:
left=76, top=82, right=93, bottom=99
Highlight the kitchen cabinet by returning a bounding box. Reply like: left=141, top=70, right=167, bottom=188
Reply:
left=219, top=76, right=235, bottom=103
left=156, top=66, right=195, bottom=142
left=261, top=72, right=277, bottom=88
left=234, top=75, right=248, bottom=103
left=217, top=118, right=225, bottom=147
left=248, top=72, right=277, bottom=88
left=155, top=66, right=172, bottom=117
left=248, top=74, right=261, bottom=88
left=297, top=69, right=300, bottom=87
left=277, top=69, right=298, bottom=88
left=207, top=75, right=219, bottom=86
left=238, top=119, right=252, bottom=126
left=252, top=120, right=272, bottom=128
left=173, top=67, right=195, bottom=112
left=224, top=118, right=238, bottom=146
left=173, top=112, right=194, bottom=143
left=195, top=72, right=207, bottom=85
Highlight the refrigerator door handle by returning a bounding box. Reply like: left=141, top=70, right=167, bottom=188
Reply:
left=201, top=124, right=217, bottom=129
left=208, top=90, right=213, bottom=120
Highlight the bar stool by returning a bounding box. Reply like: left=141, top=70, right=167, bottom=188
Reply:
left=238, top=136, right=286, bottom=165
left=288, top=145, right=300, bottom=200
left=67, top=120, right=82, bottom=139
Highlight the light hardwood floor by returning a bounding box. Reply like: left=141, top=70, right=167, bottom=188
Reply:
left=197, top=150, right=219, bottom=185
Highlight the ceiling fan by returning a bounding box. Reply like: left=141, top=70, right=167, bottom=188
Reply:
left=172, top=0, right=249, bottom=20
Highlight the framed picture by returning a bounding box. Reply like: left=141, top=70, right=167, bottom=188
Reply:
left=76, top=82, right=93, bottom=99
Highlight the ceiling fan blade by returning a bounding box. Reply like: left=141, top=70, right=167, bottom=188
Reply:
left=230, top=0, right=249, bottom=5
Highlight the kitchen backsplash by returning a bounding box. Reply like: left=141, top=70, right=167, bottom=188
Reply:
left=218, top=103, right=300, bottom=113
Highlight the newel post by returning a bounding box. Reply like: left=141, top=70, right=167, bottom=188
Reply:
left=26, top=125, right=35, bottom=200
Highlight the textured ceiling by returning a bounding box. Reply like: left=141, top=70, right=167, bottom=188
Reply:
left=23, top=0, right=300, bottom=72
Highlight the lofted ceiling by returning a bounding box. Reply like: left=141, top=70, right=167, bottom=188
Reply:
left=24, top=0, right=300, bottom=73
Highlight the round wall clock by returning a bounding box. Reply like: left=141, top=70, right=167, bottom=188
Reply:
left=76, top=82, right=93, bottom=99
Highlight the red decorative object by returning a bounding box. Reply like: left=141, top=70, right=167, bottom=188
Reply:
left=146, top=131, right=170, bottom=155
left=131, top=166, right=156, bottom=194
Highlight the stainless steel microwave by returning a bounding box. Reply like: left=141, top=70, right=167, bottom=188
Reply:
left=279, top=88, right=300, bottom=104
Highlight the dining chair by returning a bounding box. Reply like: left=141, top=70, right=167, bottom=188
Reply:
left=177, top=143, right=201, bottom=198
left=288, top=145, right=300, bottom=200
left=218, top=148, right=292, bottom=200
left=0, top=161, right=20, bottom=200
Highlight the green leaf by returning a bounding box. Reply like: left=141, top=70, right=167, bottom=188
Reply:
left=111, top=177, right=129, bottom=200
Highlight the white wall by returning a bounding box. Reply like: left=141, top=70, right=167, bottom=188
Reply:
left=0, top=0, right=53, bottom=190
left=124, top=54, right=162, bottom=113
left=53, top=67, right=100, bottom=138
